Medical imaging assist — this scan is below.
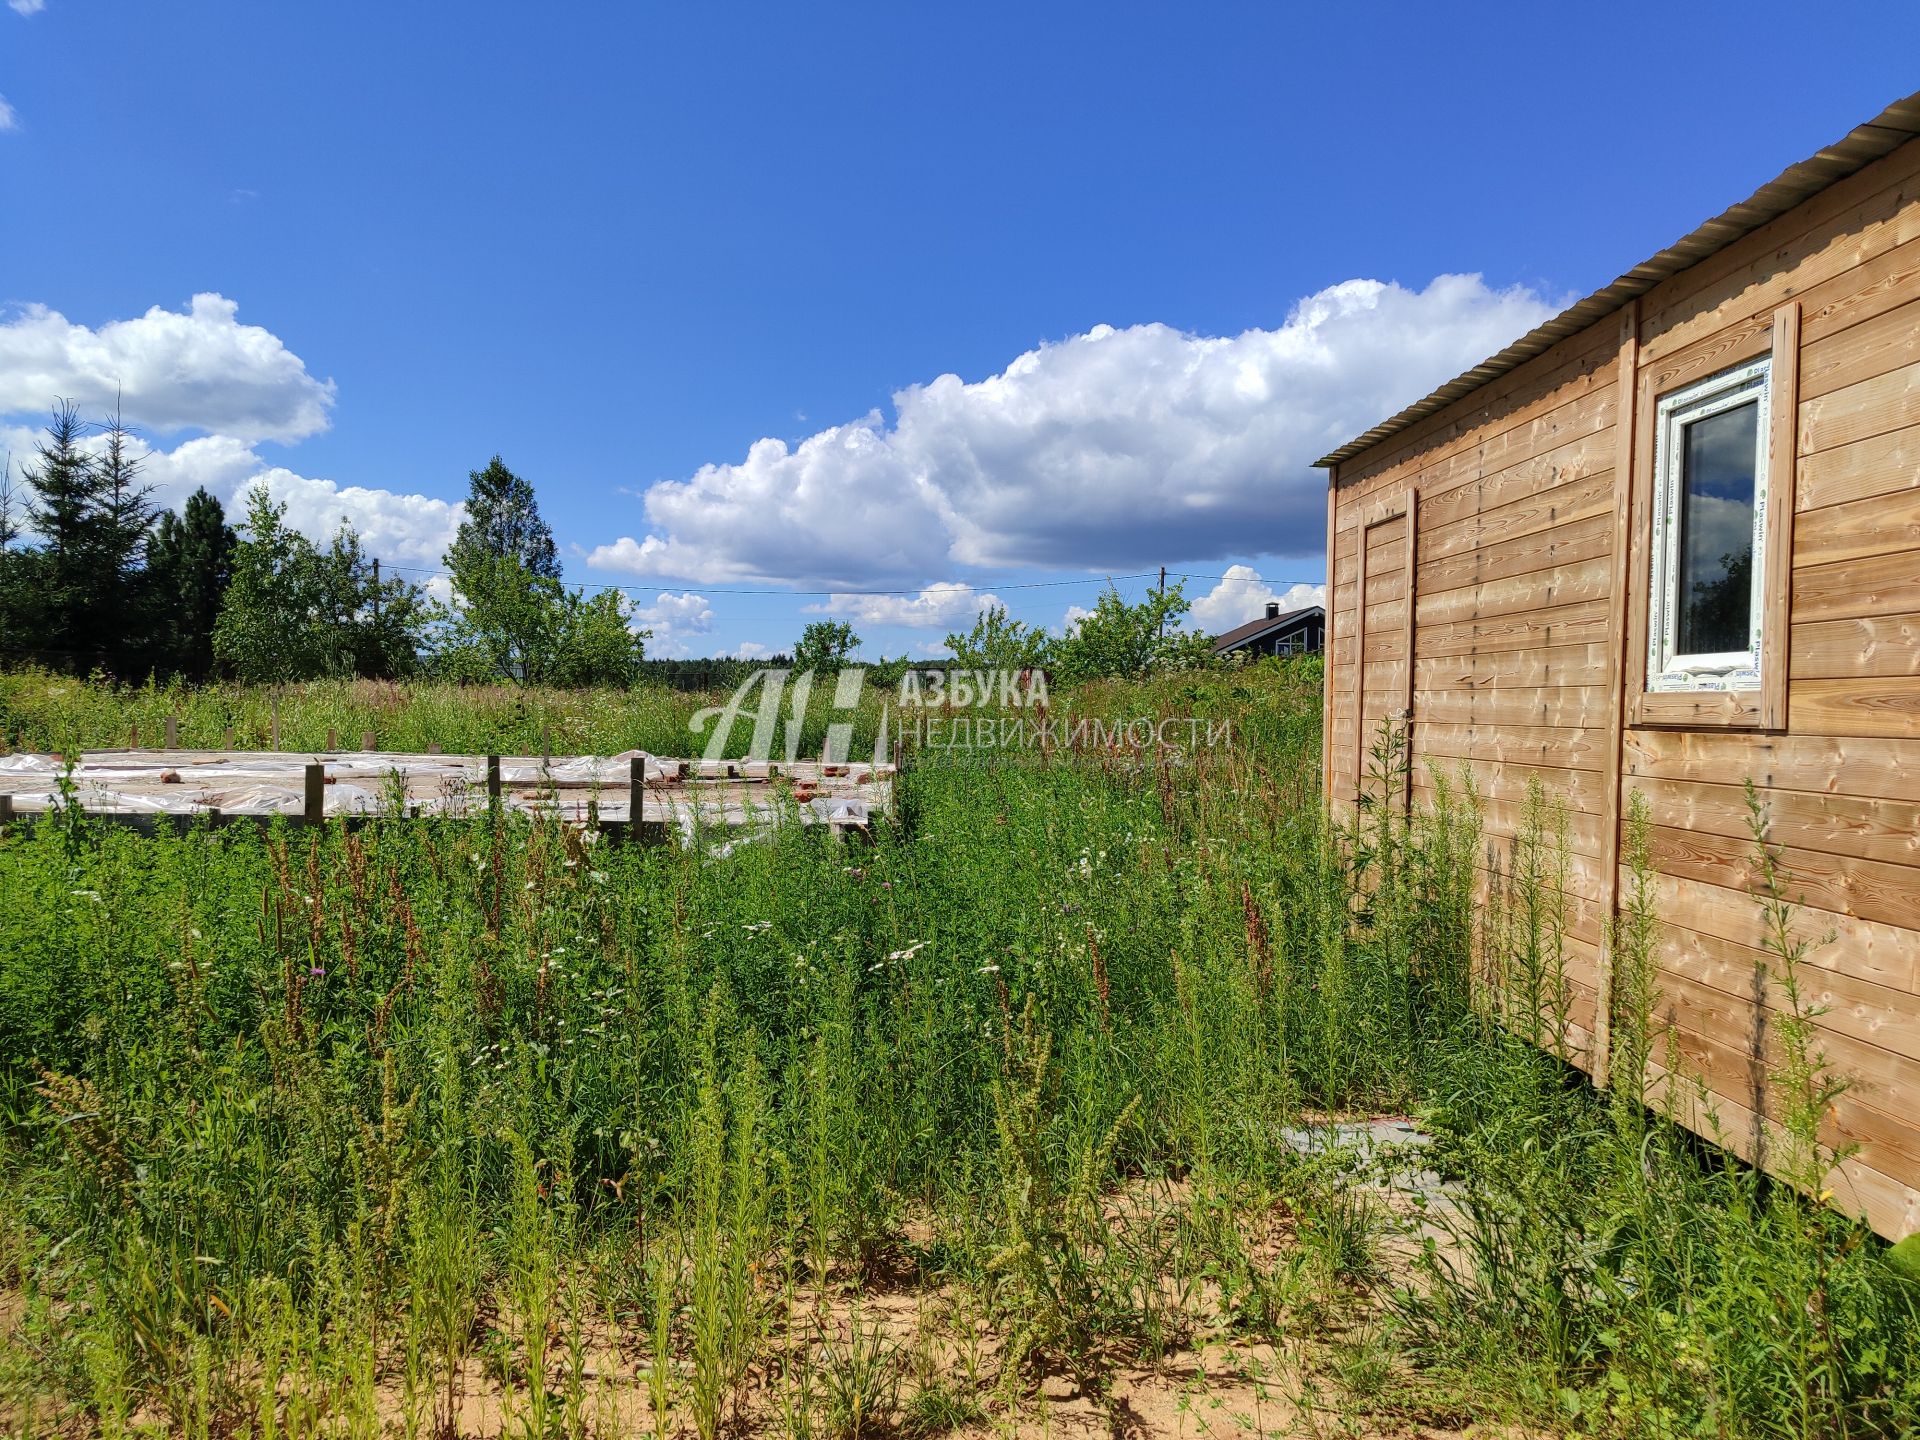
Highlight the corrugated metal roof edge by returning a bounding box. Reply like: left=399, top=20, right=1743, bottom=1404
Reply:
left=1314, top=93, right=1920, bottom=473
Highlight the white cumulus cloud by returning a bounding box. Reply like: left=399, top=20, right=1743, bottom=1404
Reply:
left=2, top=425, right=460, bottom=568
left=236, top=470, right=461, bottom=568
left=0, top=294, right=458, bottom=569
left=587, top=419, right=953, bottom=588
left=0, top=294, right=336, bottom=442
left=631, top=591, right=716, bottom=657
left=8, top=0, right=47, bottom=16
left=808, top=582, right=1002, bottom=629
left=1187, top=567, right=1326, bottom=634
left=0, top=95, right=18, bottom=132
left=589, top=274, right=1557, bottom=588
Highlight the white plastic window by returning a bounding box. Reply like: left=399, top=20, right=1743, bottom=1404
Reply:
left=1647, top=356, right=1771, bottom=693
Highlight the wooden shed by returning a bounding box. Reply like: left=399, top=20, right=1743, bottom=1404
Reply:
left=1318, top=90, right=1920, bottom=1240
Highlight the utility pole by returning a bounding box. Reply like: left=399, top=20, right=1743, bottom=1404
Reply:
left=372, top=558, right=381, bottom=630
left=1157, top=565, right=1167, bottom=639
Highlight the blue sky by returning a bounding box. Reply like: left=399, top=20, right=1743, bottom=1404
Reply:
left=3, top=2, right=1917, bottom=659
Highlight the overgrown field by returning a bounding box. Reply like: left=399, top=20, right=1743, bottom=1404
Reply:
left=0, top=667, right=1229, bottom=767
left=1, top=665, right=1917, bottom=1438
left=0, top=670, right=827, bottom=760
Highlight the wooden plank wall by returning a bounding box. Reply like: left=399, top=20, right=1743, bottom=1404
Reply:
left=1326, top=133, right=1920, bottom=1240
left=1331, top=310, right=1624, bottom=1073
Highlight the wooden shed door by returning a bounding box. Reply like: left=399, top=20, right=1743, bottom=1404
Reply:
left=1354, top=493, right=1417, bottom=809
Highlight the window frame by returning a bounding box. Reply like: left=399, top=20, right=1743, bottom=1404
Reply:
left=1626, top=303, right=1800, bottom=731
left=1645, top=354, right=1772, bottom=692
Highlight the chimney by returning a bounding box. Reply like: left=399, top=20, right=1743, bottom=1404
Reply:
left=1264, top=602, right=1280, bottom=619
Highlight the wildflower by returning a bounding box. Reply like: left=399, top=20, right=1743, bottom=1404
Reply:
left=309, top=965, right=325, bottom=978
left=888, top=940, right=929, bottom=962
left=977, top=963, right=1000, bottom=975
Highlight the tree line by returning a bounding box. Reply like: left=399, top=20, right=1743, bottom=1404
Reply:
left=1, top=403, right=1255, bottom=690
left=941, top=584, right=1215, bottom=683
left=0, top=405, right=648, bottom=686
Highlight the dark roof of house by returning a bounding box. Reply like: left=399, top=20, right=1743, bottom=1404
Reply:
left=1314, top=88, right=1920, bottom=472
left=1210, top=604, right=1323, bottom=654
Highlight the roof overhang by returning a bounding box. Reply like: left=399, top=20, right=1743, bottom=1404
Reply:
left=1314, top=90, right=1920, bottom=474
left=1209, top=603, right=1325, bottom=652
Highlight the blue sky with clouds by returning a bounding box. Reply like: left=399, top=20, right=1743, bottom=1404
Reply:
left=3, top=2, right=1917, bottom=659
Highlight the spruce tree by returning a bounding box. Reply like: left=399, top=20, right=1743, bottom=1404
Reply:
left=94, top=408, right=159, bottom=666
left=20, top=400, right=108, bottom=669
left=149, top=488, right=238, bottom=680
left=0, top=456, right=28, bottom=663
left=0, top=453, right=20, bottom=551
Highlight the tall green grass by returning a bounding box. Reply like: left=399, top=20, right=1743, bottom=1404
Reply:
left=0, top=662, right=1914, bottom=1437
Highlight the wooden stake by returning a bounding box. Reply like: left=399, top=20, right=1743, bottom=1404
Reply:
left=304, top=763, right=325, bottom=826
left=165, top=715, right=178, bottom=748
left=223, top=725, right=234, bottom=750
left=487, top=754, right=501, bottom=807
left=629, top=755, right=644, bottom=830
left=0, top=793, right=13, bottom=828
left=130, top=721, right=139, bottom=749
left=271, top=700, right=281, bottom=751
left=361, top=729, right=376, bottom=752
left=428, top=742, right=443, bottom=756
left=326, top=726, right=339, bottom=753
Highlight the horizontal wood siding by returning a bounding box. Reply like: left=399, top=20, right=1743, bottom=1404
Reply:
left=1325, top=131, right=1920, bottom=1239
left=1332, top=302, right=1624, bottom=1079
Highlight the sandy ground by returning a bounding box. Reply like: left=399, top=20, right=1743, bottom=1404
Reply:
left=1, top=1124, right=1511, bottom=1439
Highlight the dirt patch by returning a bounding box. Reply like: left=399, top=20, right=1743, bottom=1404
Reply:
left=0, top=1119, right=1514, bottom=1438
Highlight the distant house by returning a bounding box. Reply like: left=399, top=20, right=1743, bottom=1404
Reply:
left=1211, top=602, right=1324, bottom=660
left=1318, top=89, right=1920, bottom=1240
